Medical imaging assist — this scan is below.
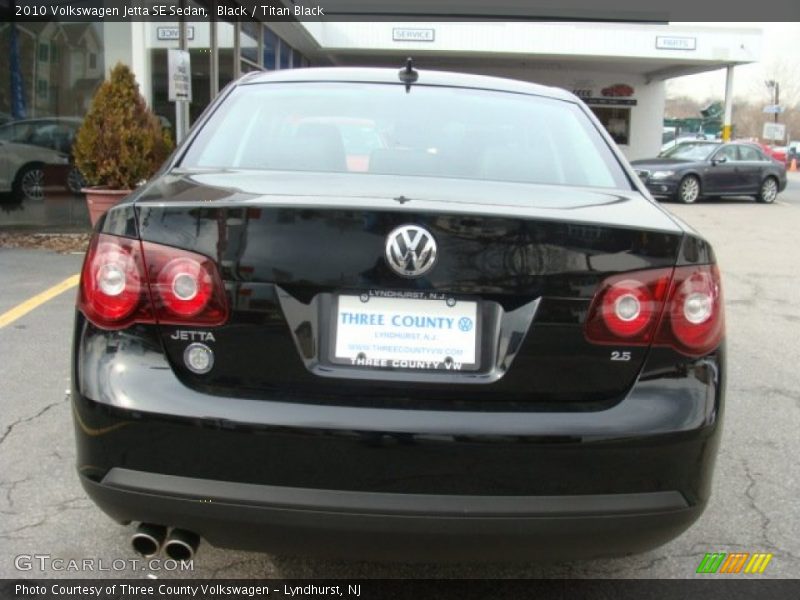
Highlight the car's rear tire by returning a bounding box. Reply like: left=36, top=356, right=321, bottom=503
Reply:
left=13, top=164, right=45, bottom=201
left=676, top=175, right=700, bottom=204
left=756, top=176, right=778, bottom=204
left=67, top=166, right=86, bottom=196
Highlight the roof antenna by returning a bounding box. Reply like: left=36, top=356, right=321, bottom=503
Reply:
left=398, top=57, right=418, bottom=93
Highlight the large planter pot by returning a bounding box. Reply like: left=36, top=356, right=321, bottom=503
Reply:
left=83, top=187, right=131, bottom=226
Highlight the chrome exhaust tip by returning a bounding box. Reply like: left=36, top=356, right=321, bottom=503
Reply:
left=131, top=523, right=167, bottom=558
left=163, top=529, right=200, bottom=561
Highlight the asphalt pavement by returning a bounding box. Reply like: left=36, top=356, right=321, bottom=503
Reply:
left=777, top=170, right=800, bottom=207
left=1, top=174, right=799, bottom=579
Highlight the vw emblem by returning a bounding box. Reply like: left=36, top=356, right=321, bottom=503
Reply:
left=385, top=225, right=438, bottom=278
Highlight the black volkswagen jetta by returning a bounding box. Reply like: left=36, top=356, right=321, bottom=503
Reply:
left=72, top=67, right=725, bottom=562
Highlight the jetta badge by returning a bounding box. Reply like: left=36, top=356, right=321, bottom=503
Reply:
left=385, top=225, right=438, bottom=277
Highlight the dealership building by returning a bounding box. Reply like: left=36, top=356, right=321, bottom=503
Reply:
left=0, top=12, right=761, bottom=229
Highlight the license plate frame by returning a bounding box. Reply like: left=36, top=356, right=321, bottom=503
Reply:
left=330, top=291, right=481, bottom=372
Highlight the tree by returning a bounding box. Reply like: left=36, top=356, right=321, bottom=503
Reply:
left=74, top=63, right=173, bottom=189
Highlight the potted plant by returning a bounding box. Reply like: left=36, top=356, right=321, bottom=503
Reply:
left=73, top=62, right=173, bottom=226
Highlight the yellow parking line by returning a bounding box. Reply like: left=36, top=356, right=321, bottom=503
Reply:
left=0, top=274, right=80, bottom=329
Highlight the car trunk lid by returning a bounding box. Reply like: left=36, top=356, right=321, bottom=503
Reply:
left=133, top=170, right=684, bottom=408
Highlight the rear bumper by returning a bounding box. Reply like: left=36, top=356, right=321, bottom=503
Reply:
left=72, top=319, right=725, bottom=560
left=82, top=469, right=702, bottom=561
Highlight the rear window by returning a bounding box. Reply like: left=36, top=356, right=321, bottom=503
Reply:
left=181, top=82, right=630, bottom=190
left=738, top=145, right=766, bottom=161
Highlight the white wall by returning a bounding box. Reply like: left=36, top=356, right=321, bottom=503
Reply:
left=102, top=22, right=133, bottom=76
left=102, top=22, right=154, bottom=107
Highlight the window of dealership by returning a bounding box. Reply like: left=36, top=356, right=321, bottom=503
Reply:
left=0, top=18, right=310, bottom=230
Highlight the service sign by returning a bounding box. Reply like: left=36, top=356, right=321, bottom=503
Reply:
left=334, top=294, right=478, bottom=370
left=167, top=49, right=191, bottom=102
left=157, top=26, right=194, bottom=41
left=393, top=28, right=436, bottom=42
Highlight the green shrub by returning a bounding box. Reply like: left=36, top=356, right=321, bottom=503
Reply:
left=74, top=63, right=173, bottom=189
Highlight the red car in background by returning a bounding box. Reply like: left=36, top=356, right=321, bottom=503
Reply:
left=757, top=143, right=787, bottom=164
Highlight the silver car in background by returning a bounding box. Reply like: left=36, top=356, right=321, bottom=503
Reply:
left=0, top=117, right=83, bottom=201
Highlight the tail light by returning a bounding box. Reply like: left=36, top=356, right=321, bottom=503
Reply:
left=79, top=236, right=153, bottom=329
left=79, top=233, right=228, bottom=330
left=655, top=265, right=724, bottom=356
left=143, top=243, right=228, bottom=325
left=585, top=264, right=724, bottom=357
left=584, top=268, right=672, bottom=345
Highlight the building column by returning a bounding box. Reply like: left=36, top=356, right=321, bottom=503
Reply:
left=175, top=4, right=190, bottom=142
left=722, top=65, right=734, bottom=142
left=130, top=22, right=150, bottom=106
left=233, top=21, right=241, bottom=78
left=209, top=0, right=219, bottom=98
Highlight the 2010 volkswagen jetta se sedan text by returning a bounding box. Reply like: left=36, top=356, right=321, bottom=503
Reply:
left=72, top=66, right=725, bottom=562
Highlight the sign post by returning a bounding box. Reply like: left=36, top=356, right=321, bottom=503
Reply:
left=168, top=49, right=192, bottom=143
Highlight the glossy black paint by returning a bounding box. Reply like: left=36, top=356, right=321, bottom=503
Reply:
left=73, top=67, right=727, bottom=560
left=72, top=310, right=724, bottom=558
left=632, top=141, right=788, bottom=200
left=73, top=310, right=724, bottom=498
left=111, top=170, right=690, bottom=403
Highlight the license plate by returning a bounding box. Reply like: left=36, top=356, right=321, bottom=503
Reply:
left=333, top=294, right=479, bottom=371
